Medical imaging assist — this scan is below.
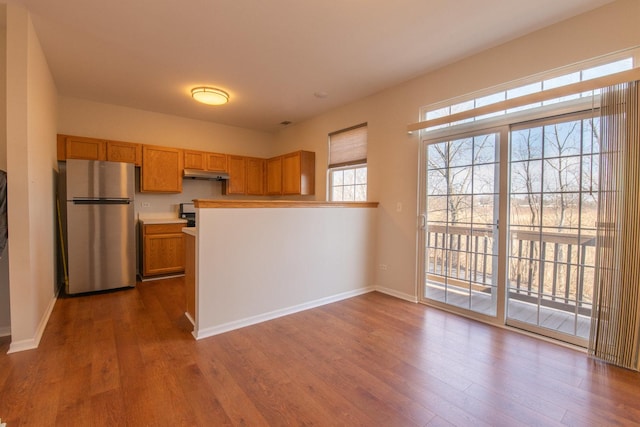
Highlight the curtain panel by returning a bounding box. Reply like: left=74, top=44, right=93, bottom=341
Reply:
left=590, top=80, right=640, bottom=370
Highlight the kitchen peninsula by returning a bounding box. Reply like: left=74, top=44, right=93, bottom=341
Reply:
left=185, top=200, right=378, bottom=340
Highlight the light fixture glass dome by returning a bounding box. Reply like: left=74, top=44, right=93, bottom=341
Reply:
left=191, top=87, right=229, bottom=105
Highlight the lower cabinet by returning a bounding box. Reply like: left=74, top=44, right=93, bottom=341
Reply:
left=141, top=223, right=185, bottom=277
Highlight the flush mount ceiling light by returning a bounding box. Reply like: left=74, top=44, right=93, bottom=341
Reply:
left=191, top=87, right=229, bottom=106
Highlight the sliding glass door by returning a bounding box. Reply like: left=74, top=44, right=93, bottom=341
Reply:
left=506, top=112, right=598, bottom=346
left=419, top=112, right=598, bottom=346
left=420, top=130, right=504, bottom=318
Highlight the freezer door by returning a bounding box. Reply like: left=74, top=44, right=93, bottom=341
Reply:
left=67, top=201, right=135, bottom=294
left=66, top=159, right=134, bottom=200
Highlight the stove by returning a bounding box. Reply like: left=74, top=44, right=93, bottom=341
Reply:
left=179, top=202, right=196, bottom=227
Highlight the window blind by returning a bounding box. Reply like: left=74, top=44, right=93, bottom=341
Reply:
left=328, top=123, right=367, bottom=168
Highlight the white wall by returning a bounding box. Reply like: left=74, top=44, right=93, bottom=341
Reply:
left=6, top=4, right=58, bottom=352
left=195, top=206, right=377, bottom=338
left=273, top=0, right=640, bottom=300
left=0, top=5, right=5, bottom=169
left=0, top=4, right=10, bottom=336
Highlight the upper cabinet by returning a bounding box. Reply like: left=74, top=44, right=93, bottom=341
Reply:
left=184, top=150, right=228, bottom=172
left=246, top=157, right=266, bottom=195
left=207, top=153, right=228, bottom=172
left=106, top=140, right=142, bottom=166
left=58, top=134, right=141, bottom=166
left=223, top=155, right=247, bottom=195
left=184, top=150, right=206, bottom=170
left=266, top=157, right=283, bottom=195
left=57, top=134, right=316, bottom=197
left=64, top=135, right=106, bottom=161
left=268, top=151, right=315, bottom=196
left=141, top=145, right=183, bottom=193
left=223, top=156, right=266, bottom=195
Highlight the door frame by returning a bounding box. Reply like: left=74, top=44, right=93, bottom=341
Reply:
left=417, top=125, right=509, bottom=327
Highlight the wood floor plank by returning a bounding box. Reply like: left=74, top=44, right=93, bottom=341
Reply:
left=245, top=318, right=413, bottom=426
left=272, top=311, right=476, bottom=426
left=191, top=344, right=272, bottom=426
left=213, top=331, right=350, bottom=426
left=175, top=362, right=235, bottom=426
left=1, top=283, right=640, bottom=426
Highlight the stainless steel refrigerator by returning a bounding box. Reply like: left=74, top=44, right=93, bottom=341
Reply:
left=63, top=159, right=135, bottom=294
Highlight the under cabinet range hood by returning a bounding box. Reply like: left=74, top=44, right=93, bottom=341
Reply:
left=183, top=169, right=229, bottom=180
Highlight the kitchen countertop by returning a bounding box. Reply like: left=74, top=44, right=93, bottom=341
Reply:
left=192, top=200, right=379, bottom=209
left=139, top=218, right=188, bottom=225
left=182, top=227, right=196, bottom=237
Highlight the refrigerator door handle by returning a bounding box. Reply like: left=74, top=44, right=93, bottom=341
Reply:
left=72, top=198, right=131, bottom=205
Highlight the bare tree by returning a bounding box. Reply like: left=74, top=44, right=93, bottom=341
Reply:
left=428, top=135, right=494, bottom=224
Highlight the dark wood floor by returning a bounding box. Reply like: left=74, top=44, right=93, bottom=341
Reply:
left=1, top=278, right=639, bottom=426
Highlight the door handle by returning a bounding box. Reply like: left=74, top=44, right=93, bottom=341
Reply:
left=418, top=214, right=427, bottom=230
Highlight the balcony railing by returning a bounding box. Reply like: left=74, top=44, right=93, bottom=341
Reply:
left=426, top=224, right=596, bottom=316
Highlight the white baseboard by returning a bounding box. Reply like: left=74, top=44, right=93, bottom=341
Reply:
left=194, top=286, right=375, bottom=340
left=374, top=286, right=418, bottom=303
left=7, top=293, right=57, bottom=354
left=0, top=326, right=10, bottom=337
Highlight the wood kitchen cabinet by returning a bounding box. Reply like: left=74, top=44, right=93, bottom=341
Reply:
left=206, top=152, right=228, bottom=172
left=223, top=156, right=265, bottom=195
left=246, top=157, right=266, bottom=195
left=184, top=150, right=206, bottom=170
left=141, top=145, right=183, bottom=192
left=266, top=157, right=283, bottom=195
left=58, top=134, right=141, bottom=165
left=283, top=151, right=315, bottom=195
left=57, top=133, right=316, bottom=197
left=142, top=223, right=185, bottom=277
left=267, top=151, right=315, bottom=195
left=65, top=135, right=106, bottom=161
left=184, top=150, right=228, bottom=172
left=106, top=140, right=142, bottom=165
left=57, top=134, right=68, bottom=160
left=223, top=155, right=247, bottom=194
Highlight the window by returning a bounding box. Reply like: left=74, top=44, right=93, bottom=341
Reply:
left=328, top=123, right=367, bottom=201
left=421, top=54, right=636, bottom=132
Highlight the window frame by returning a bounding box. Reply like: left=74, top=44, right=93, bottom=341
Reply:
left=419, top=49, right=639, bottom=133
left=328, top=163, right=368, bottom=202
left=327, top=123, right=368, bottom=202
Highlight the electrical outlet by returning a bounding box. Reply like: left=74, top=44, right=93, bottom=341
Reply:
left=396, top=202, right=402, bottom=212
left=379, top=264, right=388, bottom=270
left=141, top=202, right=151, bottom=208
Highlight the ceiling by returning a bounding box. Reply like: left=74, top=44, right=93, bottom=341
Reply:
left=7, top=0, right=614, bottom=132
